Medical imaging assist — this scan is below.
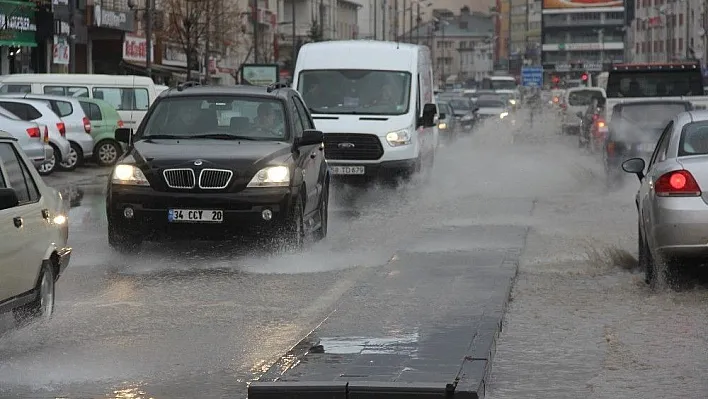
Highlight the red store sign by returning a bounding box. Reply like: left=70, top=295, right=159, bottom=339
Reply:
left=123, top=35, right=154, bottom=63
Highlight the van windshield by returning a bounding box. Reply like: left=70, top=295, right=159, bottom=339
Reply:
left=298, top=70, right=411, bottom=115
left=483, top=79, right=516, bottom=90
left=606, top=68, right=704, bottom=98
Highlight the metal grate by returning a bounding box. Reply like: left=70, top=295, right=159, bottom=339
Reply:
left=324, top=133, right=384, bottom=161
left=163, top=168, right=196, bottom=189
left=198, top=168, right=233, bottom=189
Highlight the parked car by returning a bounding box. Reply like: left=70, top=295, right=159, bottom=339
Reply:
left=0, top=106, right=52, bottom=168
left=77, top=97, right=125, bottom=166
left=1, top=93, right=95, bottom=171
left=0, top=98, right=71, bottom=175
left=436, top=101, right=458, bottom=142
left=0, top=130, right=71, bottom=324
left=622, top=110, right=708, bottom=287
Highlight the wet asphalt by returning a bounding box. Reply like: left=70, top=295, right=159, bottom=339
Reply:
left=3, top=110, right=708, bottom=398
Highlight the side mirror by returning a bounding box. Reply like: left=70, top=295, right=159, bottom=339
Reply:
left=622, top=157, right=646, bottom=181
left=419, top=103, right=436, bottom=128
left=115, top=128, right=133, bottom=144
left=0, top=187, right=19, bottom=210
left=439, top=112, right=446, bottom=120
left=297, top=129, right=324, bottom=147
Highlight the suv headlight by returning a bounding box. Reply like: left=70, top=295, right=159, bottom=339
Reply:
left=112, top=164, right=149, bottom=186
left=248, top=166, right=290, bottom=187
left=386, top=129, right=412, bottom=146
left=500, top=111, right=509, bottom=119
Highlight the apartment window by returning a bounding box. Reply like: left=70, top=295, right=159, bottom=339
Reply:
left=679, top=38, right=683, bottom=51
left=679, top=13, right=683, bottom=26
left=636, top=43, right=640, bottom=53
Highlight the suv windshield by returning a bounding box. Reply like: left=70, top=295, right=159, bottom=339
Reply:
left=298, top=69, right=411, bottom=115
left=606, top=69, right=705, bottom=98
left=141, top=96, right=288, bottom=141
left=568, top=90, right=604, bottom=106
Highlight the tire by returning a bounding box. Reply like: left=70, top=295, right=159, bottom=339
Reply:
left=283, top=195, right=305, bottom=251
left=108, top=223, right=142, bottom=253
left=94, top=139, right=122, bottom=167
left=13, top=261, right=55, bottom=326
left=37, top=143, right=60, bottom=176
left=59, top=142, right=83, bottom=171
left=313, top=179, right=329, bottom=241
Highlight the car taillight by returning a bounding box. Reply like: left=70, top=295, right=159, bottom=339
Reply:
left=83, top=116, right=91, bottom=133
left=57, top=122, right=66, bottom=136
left=26, top=126, right=40, bottom=138
left=592, top=114, right=599, bottom=121
left=655, top=170, right=701, bottom=197
left=606, top=140, right=615, bottom=156
left=117, top=120, right=124, bottom=128
left=596, top=120, right=606, bottom=128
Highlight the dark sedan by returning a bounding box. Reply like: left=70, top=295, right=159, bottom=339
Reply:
left=107, top=83, right=330, bottom=252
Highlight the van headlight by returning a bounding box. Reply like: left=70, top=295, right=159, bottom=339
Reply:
left=386, top=129, right=412, bottom=146
left=112, top=164, right=149, bottom=186
left=438, top=122, right=447, bottom=129
left=500, top=112, right=509, bottom=119
left=248, top=166, right=290, bottom=187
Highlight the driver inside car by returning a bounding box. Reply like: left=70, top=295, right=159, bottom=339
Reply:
left=254, top=103, right=285, bottom=137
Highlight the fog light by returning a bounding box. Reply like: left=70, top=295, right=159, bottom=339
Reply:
left=123, top=207, right=134, bottom=219
left=261, top=209, right=273, bottom=221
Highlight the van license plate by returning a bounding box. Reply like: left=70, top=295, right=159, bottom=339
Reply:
left=330, top=166, right=365, bottom=175
left=168, top=209, right=223, bottom=223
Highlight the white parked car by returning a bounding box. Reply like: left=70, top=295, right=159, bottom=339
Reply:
left=0, top=98, right=72, bottom=175
left=0, top=130, right=71, bottom=324
left=0, top=106, right=52, bottom=168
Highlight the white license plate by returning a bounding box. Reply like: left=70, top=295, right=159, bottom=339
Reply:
left=330, top=166, right=365, bottom=175
left=638, top=143, right=655, bottom=152
left=168, top=209, right=223, bottom=223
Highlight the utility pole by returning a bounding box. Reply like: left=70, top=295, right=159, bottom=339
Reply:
left=68, top=0, right=75, bottom=73
left=382, top=0, right=386, bottom=40
left=524, top=0, right=529, bottom=64
left=394, top=0, right=398, bottom=40
left=292, top=0, right=297, bottom=66
left=506, top=0, right=511, bottom=70
left=204, top=0, right=211, bottom=83
left=409, top=2, right=413, bottom=42
left=252, top=0, right=259, bottom=63
left=373, top=0, right=377, bottom=40
left=319, top=0, right=324, bottom=39
left=145, top=0, right=153, bottom=78
left=415, top=2, right=420, bottom=44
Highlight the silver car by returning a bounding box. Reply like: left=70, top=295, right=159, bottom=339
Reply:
left=0, top=98, right=72, bottom=175
left=0, top=107, right=52, bottom=168
left=0, top=94, right=94, bottom=170
left=623, top=110, right=708, bottom=287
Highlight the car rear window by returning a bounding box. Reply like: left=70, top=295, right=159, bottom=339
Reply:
left=679, top=121, right=708, bottom=156
left=618, top=103, right=688, bottom=126
left=567, top=90, right=604, bottom=106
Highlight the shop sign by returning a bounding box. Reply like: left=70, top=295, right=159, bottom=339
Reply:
left=163, top=42, right=187, bottom=67
left=53, top=35, right=69, bottom=65
left=0, top=0, right=37, bottom=47
left=241, top=64, right=279, bottom=86
left=123, top=35, right=153, bottom=63
left=93, top=5, right=134, bottom=32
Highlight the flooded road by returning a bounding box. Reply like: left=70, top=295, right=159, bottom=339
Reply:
left=1, top=111, right=707, bottom=398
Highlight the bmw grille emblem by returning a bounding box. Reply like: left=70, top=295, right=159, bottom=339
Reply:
left=194, top=160, right=203, bottom=166
left=338, top=142, right=355, bottom=149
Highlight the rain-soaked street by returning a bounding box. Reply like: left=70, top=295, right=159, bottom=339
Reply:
left=2, top=111, right=708, bottom=398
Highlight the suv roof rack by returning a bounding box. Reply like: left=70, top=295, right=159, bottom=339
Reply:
left=177, top=81, right=202, bottom=91
left=266, top=81, right=290, bottom=93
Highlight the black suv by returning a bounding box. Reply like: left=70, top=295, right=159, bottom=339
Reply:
left=106, top=82, right=329, bottom=251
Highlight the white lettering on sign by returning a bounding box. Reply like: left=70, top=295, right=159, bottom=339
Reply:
left=102, top=10, right=126, bottom=27
left=0, top=14, right=36, bottom=32
left=123, top=35, right=153, bottom=62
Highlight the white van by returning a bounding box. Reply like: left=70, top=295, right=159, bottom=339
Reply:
left=293, top=41, right=439, bottom=180
left=481, top=75, right=517, bottom=91
left=0, top=74, right=160, bottom=129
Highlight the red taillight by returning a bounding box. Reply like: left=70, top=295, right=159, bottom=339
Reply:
left=83, top=116, right=91, bottom=133
left=655, top=170, right=701, bottom=197
left=26, top=126, right=40, bottom=138
left=57, top=122, right=66, bottom=136
left=596, top=120, right=606, bottom=128
left=592, top=114, right=599, bottom=121
left=117, top=120, right=124, bottom=128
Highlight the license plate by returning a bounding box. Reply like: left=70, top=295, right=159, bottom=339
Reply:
left=330, top=166, right=365, bottom=175
left=637, top=143, right=655, bottom=152
left=168, top=209, right=223, bottom=223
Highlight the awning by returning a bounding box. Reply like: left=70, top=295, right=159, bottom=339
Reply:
left=0, top=40, right=37, bottom=47
left=120, top=60, right=181, bottom=77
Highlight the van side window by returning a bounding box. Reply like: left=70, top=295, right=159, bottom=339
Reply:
left=43, top=86, right=89, bottom=97
left=0, top=84, right=30, bottom=94
left=92, top=87, right=149, bottom=111
left=416, top=75, right=421, bottom=115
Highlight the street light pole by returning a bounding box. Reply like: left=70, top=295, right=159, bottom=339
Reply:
left=145, top=0, right=152, bottom=78
left=292, top=0, right=296, bottom=66
left=252, top=0, right=259, bottom=63
left=68, top=0, right=75, bottom=73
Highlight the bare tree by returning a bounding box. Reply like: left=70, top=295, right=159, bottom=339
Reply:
left=161, top=0, right=243, bottom=80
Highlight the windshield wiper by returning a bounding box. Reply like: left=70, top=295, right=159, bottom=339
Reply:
left=191, top=133, right=259, bottom=140
left=143, top=134, right=183, bottom=140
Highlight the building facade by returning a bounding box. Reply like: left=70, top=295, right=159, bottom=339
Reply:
left=541, top=0, right=625, bottom=82
left=629, top=0, right=706, bottom=65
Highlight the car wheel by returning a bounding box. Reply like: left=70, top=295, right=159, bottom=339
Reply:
left=313, top=179, right=329, bottom=241
left=37, top=143, right=59, bottom=176
left=13, top=261, right=55, bottom=326
left=59, top=142, right=82, bottom=171
left=95, top=140, right=122, bottom=167
left=108, top=224, right=142, bottom=253
left=283, top=195, right=305, bottom=251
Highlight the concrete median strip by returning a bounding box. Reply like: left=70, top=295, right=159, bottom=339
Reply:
left=250, top=225, right=527, bottom=399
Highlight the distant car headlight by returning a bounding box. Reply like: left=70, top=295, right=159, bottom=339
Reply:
left=386, top=129, right=412, bottom=146
left=509, top=99, right=517, bottom=105
left=112, top=164, right=149, bottom=186
left=500, top=111, right=509, bottom=119
left=53, top=214, right=67, bottom=225
left=248, top=166, right=290, bottom=187
left=438, top=122, right=447, bottom=129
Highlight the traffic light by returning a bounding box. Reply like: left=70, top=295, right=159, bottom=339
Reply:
left=581, top=73, right=589, bottom=85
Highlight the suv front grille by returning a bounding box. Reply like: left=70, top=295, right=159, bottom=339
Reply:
left=324, top=133, right=384, bottom=160
left=198, top=169, right=233, bottom=189
left=163, top=168, right=195, bottom=189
